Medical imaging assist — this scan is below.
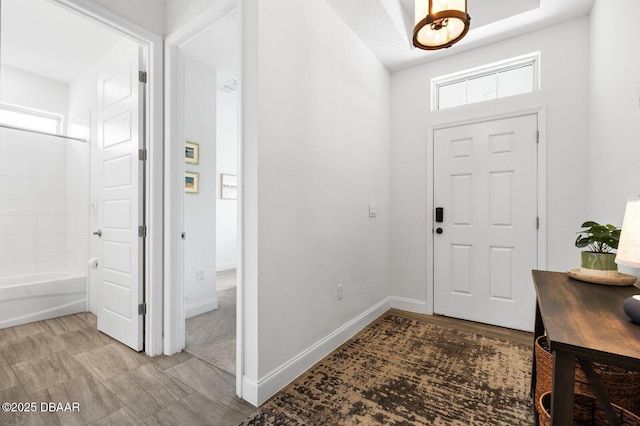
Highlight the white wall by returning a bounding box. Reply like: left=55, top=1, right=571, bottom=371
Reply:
left=216, top=76, right=238, bottom=272
left=242, top=0, right=391, bottom=403
left=183, top=55, right=218, bottom=318
left=391, top=17, right=591, bottom=305
left=0, top=66, right=68, bottom=120
left=589, top=0, right=640, bottom=279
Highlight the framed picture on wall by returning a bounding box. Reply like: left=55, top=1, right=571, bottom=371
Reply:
left=221, top=174, right=237, bottom=199
left=185, top=141, right=199, bottom=164
left=185, top=171, right=199, bottom=194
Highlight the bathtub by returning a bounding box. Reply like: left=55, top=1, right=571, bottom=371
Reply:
left=0, top=271, right=86, bottom=329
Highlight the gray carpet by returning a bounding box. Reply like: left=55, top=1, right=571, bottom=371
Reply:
left=185, top=271, right=236, bottom=375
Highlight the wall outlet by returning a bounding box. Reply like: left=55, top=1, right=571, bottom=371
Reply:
left=337, top=284, right=344, bottom=301
left=197, top=268, right=206, bottom=281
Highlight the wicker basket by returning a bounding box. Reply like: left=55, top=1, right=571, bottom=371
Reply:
left=535, top=335, right=640, bottom=414
left=537, top=392, right=640, bottom=426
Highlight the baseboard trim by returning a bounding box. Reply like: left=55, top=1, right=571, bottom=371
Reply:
left=245, top=296, right=392, bottom=406
left=390, top=296, right=431, bottom=315
left=185, top=297, right=218, bottom=319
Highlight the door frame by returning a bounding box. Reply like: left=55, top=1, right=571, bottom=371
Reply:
left=426, top=107, right=548, bottom=315
left=164, top=0, right=245, bottom=396
left=52, top=0, right=164, bottom=356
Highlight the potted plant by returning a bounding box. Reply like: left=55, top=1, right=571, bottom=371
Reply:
left=575, top=221, right=621, bottom=278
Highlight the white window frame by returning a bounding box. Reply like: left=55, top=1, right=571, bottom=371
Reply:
left=431, top=52, right=541, bottom=111
left=0, top=102, right=64, bottom=134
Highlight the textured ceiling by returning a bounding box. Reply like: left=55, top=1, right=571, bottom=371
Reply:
left=326, top=0, right=595, bottom=72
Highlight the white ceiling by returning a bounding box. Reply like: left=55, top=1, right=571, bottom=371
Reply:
left=326, top=0, right=595, bottom=71
left=0, top=0, right=594, bottom=84
left=0, top=0, right=125, bottom=83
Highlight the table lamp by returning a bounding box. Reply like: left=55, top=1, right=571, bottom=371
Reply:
left=616, top=197, right=640, bottom=323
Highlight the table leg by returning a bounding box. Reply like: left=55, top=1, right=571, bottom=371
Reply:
left=531, top=302, right=544, bottom=397
left=551, top=351, right=575, bottom=425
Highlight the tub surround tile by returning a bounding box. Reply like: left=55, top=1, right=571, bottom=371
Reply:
left=12, top=350, right=84, bottom=394
left=1, top=333, right=64, bottom=365
left=0, top=385, right=46, bottom=426
left=104, top=363, right=193, bottom=420
left=74, top=343, right=150, bottom=382
left=165, top=358, right=235, bottom=403
left=32, top=374, right=123, bottom=426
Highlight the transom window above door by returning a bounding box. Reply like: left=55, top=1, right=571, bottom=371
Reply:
left=432, top=52, right=540, bottom=111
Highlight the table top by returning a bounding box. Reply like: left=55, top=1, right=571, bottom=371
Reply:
left=532, top=270, right=640, bottom=370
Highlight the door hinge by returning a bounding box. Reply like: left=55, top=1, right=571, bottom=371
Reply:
left=138, top=149, right=147, bottom=161
left=536, top=130, right=540, bottom=144
left=138, top=303, right=146, bottom=315
left=139, top=71, right=147, bottom=84
left=536, top=216, right=540, bottom=230
left=138, top=225, right=147, bottom=238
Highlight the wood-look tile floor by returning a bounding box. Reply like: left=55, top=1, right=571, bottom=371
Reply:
left=0, top=312, right=256, bottom=426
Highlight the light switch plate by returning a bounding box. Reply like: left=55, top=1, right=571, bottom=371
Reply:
left=369, top=203, right=377, bottom=217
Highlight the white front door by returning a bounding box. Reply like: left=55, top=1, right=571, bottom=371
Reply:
left=96, top=45, right=145, bottom=351
left=433, top=114, right=538, bottom=332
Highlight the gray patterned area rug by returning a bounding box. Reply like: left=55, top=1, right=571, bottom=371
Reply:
left=240, top=314, right=534, bottom=425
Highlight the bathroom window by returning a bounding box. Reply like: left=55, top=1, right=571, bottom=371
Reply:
left=432, top=52, right=540, bottom=110
left=0, top=103, right=63, bottom=134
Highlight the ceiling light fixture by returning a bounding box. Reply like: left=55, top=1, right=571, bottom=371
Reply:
left=413, top=0, right=471, bottom=50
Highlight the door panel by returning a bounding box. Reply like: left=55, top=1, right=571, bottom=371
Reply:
left=434, top=114, right=538, bottom=332
left=96, top=44, right=144, bottom=351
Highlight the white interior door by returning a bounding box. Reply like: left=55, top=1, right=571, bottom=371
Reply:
left=96, top=45, right=145, bottom=351
left=433, top=114, right=538, bottom=332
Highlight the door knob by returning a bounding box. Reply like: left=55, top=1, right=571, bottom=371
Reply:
left=436, top=228, right=443, bottom=234
left=93, top=229, right=102, bottom=237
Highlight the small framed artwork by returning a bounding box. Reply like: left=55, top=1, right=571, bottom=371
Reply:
left=185, top=141, right=199, bottom=164
left=221, top=174, right=237, bottom=199
left=185, top=171, right=199, bottom=194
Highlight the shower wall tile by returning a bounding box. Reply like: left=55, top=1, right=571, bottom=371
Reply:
left=0, top=176, right=38, bottom=197
left=37, top=140, right=67, bottom=162
left=37, top=159, right=66, bottom=180
left=38, top=252, right=67, bottom=272
left=38, top=197, right=67, bottom=216
left=67, top=196, right=88, bottom=216
left=37, top=216, right=66, bottom=235
left=0, top=254, right=37, bottom=276
left=38, top=235, right=67, bottom=254
left=0, top=235, right=37, bottom=257
left=0, top=216, right=37, bottom=236
left=0, top=155, right=38, bottom=178
left=0, top=134, right=38, bottom=158
left=0, top=196, right=38, bottom=216
left=67, top=214, right=89, bottom=235
left=38, top=179, right=67, bottom=198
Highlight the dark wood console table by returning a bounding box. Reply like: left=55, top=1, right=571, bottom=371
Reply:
left=532, top=270, right=640, bottom=425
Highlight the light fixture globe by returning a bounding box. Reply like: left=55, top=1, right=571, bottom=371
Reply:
left=413, top=0, right=471, bottom=50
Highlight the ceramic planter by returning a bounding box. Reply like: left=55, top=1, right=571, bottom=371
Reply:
left=580, top=251, right=618, bottom=279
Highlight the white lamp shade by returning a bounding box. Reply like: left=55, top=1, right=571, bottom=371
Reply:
left=616, top=198, right=640, bottom=268
left=414, top=0, right=470, bottom=50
